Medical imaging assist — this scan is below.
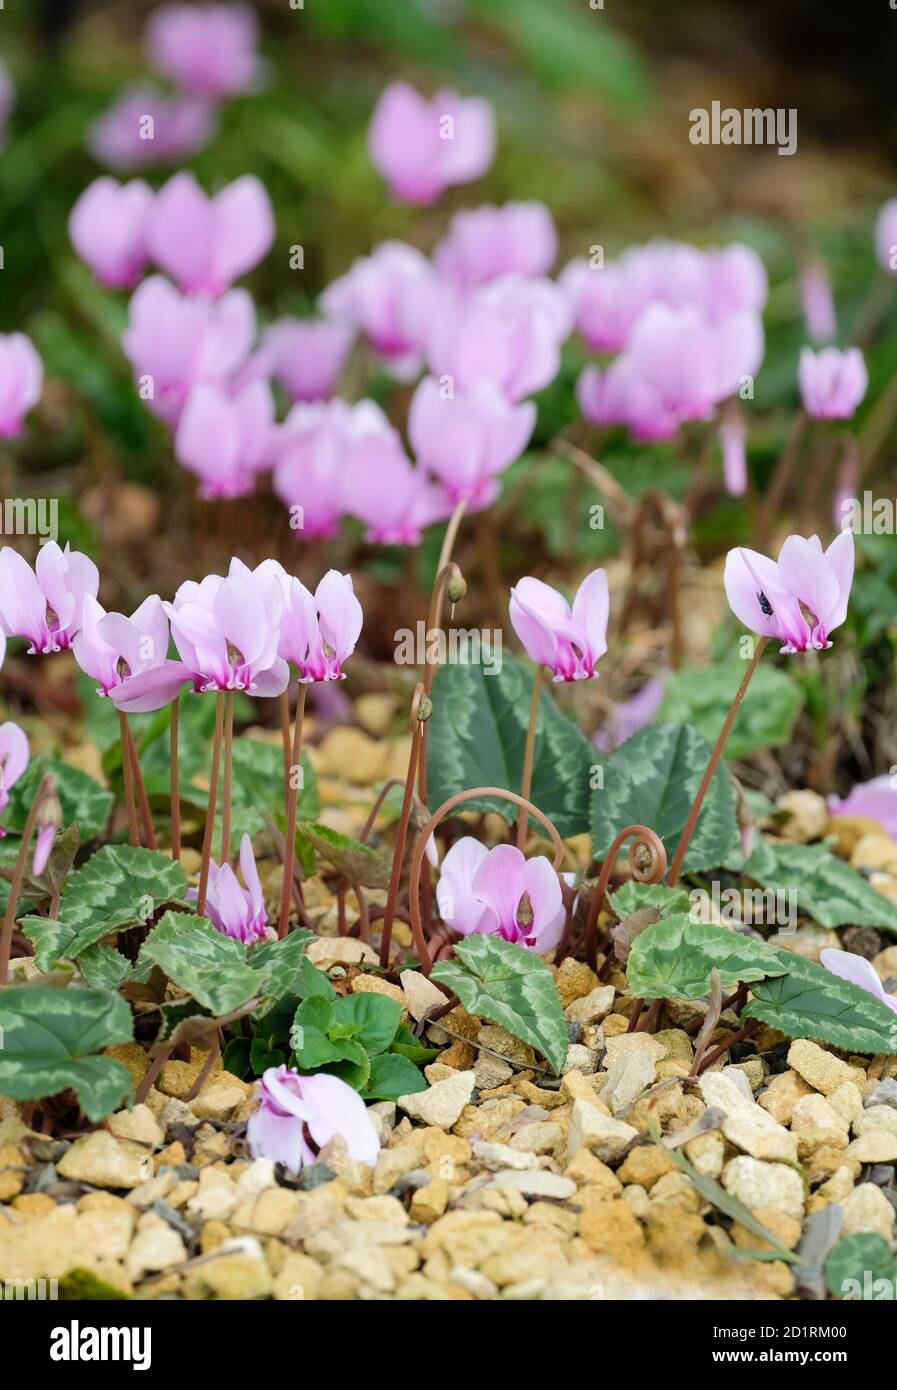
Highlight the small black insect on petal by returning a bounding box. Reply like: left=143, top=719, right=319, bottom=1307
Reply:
left=757, top=590, right=774, bottom=617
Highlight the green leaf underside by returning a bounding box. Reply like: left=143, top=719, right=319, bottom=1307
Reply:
left=626, top=917, right=788, bottom=1000
left=744, top=836, right=897, bottom=936
left=658, top=662, right=803, bottom=760
left=427, top=653, right=596, bottom=838
left=139, top=912, right=314, bottom=1015
left=431, top=934, right=568, bottom=1075
left=826, top=1234, right=897, bottom=1298
left=607, top=881, right=690, bottom=919
left=0, top=986, right=134, bottom=1121
left=744, top=951, right=897, bottom=1055
left=591, top=722, right=739, bottom=875
left=295, top=822, right=391, bottom=890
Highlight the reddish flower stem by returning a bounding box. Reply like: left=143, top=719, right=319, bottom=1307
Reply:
left=125, top=719, right=156, bottom=850
left=221, top=691, right=234, bottom=865
left=667, top=636, right=768, bottom=886
left=516, top=664, right=545, bottom=850
left=278, top=682, right=308, bottom=938
left=197, top=692, right=226, bottom=916
left=0, top=773, right=53, bottom=985
left=170, top=696, right=181, bottom=862
left=278, top=689, right=291, bottom=801
left=380, top=721, right=423, bottom=969
left=117, top=710, right=140, bottom=848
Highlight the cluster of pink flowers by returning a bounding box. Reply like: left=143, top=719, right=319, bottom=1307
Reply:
left=88, top=3, right=262, bottom=170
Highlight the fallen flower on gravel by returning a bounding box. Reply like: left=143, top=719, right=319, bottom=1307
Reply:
left=436, top=839, right=566, bottom=951
left=510, top=569, right=609, bottom=681
left=68, top=177, right=154, bottom=288
left=821, top=947, right=897, bottom=1015
left=0, top=541, right=98, bottom=653
left=724, top=530, right=854, bottom=653
left=247, top=1065, right=380, bottom=1172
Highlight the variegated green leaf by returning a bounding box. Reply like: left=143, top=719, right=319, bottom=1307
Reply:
left=626, top=916, right=788, bottom=1000
left=744, top=951, right=897, bottom=1055
left=743, top=836, right=897, bottom=936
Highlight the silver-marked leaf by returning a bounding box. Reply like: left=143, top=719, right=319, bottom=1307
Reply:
left=139, top=912, right=261, bottom=1014
left=743, top=836, right=897, bottom=936
left=427, top=654, right=596, bottom=838
left=0, top=986, right=134, bottom=1121
left=6, top=756, right=113, bottom=840
left=744, top=951, right=897, bottom=1055
left=77, top=944, right=135, bottom=990
left=626, top=916, right=788, bottom=1000
left=431, top=934, right=568, bottom=1074
left=607, top=881, right=690, bottom=919
left=591, top=723, right=739, bottom=874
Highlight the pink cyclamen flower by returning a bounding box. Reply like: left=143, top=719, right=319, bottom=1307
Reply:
left=798, top=347, right=868, bottom=420
left=248, top=1065, right=380, bottom=1173
left=0, top=721, right=29, bottom=833
left=122, top=275, right=255, bottom=426
left=175, top=380, right=275, bottom=499
left=146, top=3, right=262, bottom=98
left=73, top=594, right=169, bottom=696
left=0, top=542, right=98, bottom=654
left=875, top=200, right=897, bottom=276
left=509, top=569, right=609, bottom=682
left=368, top=81, right=495, bottom=205
left=272, top=398, right=390, bottom=540
left=593, top=676, right=667, bottom=753
left=201, top=833, right=268, bottom=943
left=436, top=839, right=566, bottom=952
left=408, top=376, right=536, bottom=509
left=576, top=359, right=681, bottom=442
left=147, top=172, right=274, bottom=295
left=821, top=948, right=897, bottom=1016
left=346, top=429, right=451, bottom=545
left=259, top=318, right=354, bottom=403
left=724, top=531, right=854, bottom=653
left=701, top=244, right=768, bottom=321
left=427, top=276, right=571, bottom=403
left=0, top=60, right=15, bottom=148
left=32, top=776, right=61, bottom=877
left=0, top=334, right=43, bottom=437
left=801, top=262, right=837, bottom=344
left=68, top=177, right=154, bottom=288
left=320, top=241, right=435, bottom=380
left=87, top=85, right=215, bottom=170
left=560, top=259, right=642, bottom=354
left=433, top=201, right=557, bottom=289
left=828, top=775, right=897, bottom=842
left=719, top=407, right=748, bottom=497
left=231, top=559, right=363, bottom=682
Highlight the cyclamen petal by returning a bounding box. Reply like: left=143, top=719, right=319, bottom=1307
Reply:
left=821, top=948, right=897, bottom=1016
left=509, top=570, right=609, bottom=681
left=146, top=3, right=262, bottom=98
left=0, top=333, right=43, bottom=437
left=368, top=81, right=495, bottom=204
left=436, top=841, right=565, bottom=952
left=148, top=171, right=274, bottom=295
left=248, top=1065, right=380, bottom=1173
left=0, top=542, right=98, bottom=654
left=724, top=531, right=854, bottom=653
left=69, top=177, right=154, bottom=288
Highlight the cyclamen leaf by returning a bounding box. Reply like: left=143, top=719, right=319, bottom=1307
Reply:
left=427, top=653, right=596, bottom=838
left=743, top=837, right=897, bottom=936
left=607, top=881, right=690, bottom=919
left=743, top=951, right=897, bottom=1055
left=431, top=934, right=568, bottom=1075
left=296, top=822, right=391, bottom=890
left=825, top=1234, right=897, bottom=1299
left=0, top=986, right=134, bottom=1122
left=32, top=846, right=190, bottom=958
left=591, top=723, right=739, bottom=875
left=366, top=1051, right=427, bottom=1101
left=626, top=916, right=788, bottom=1000
left=658, top=662, right=803, bottom=760
left=6, top=756, right=113, bottom=840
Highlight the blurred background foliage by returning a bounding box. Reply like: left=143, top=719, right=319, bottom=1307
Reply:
left=0, top=0, right=896, bottom=793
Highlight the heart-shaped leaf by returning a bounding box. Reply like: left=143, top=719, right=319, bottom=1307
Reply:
left=0, top=986, right=134, bottom=1121
left=6, top=756, right=113, bottom=840
left=744, top=951, right=897, bottom=1054
left=296, top=822, right=391, bottom=890
left=366, top=1051, right=427, bottom=1100
left=742, top=836, right=897, bottom=935
left=591, top=722, right=739, bottom=874
left=427, top=653, right=596, bottom=838
left=626, top=916, right=789, bottom=1000
left=607, top=881, right=691, bottom=919
left=431, top=934, right=568, bottom=1074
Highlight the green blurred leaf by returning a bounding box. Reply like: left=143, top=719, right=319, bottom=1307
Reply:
left=658, top=662, right=804, bottom=759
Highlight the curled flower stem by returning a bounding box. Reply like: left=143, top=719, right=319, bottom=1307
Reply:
left=278, top=682, right=308, bottom=938
left=197, top=692, right=226, bottom=917
left=221, top=691, right=234, bottom=865
left=516, top=665, right=545, bottom=850
left=581, top=824, right=668, bottom=969
left=408, top=786, right=566, bottom=976
left=0, top=773, right=53, bottom=986
left=125, top=720, right=156, bottom=851
left=117, top=711, right=140, bottom=848
left=667, top=636, right=768, bottom=886
left=170, top=696, right=181, bottom=862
